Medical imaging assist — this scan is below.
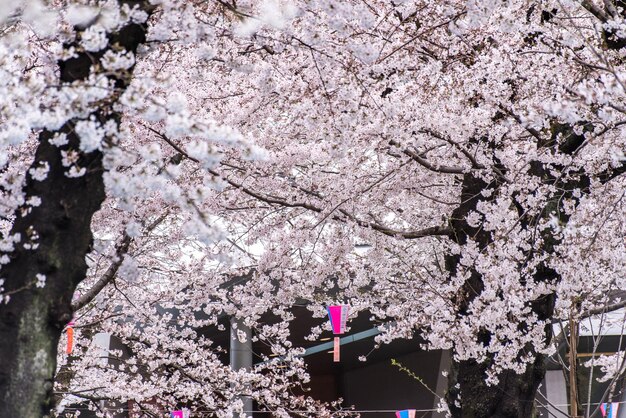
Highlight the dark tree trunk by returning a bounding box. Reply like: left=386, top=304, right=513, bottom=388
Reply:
left=0, top=3, right=151, bottom=416
left=442, top=5, right=626, bottom=415
left=448, top=355, right=547, bottom=418
left=444, top=164, right=544, bottom=418
left=444, top=126, right=591, bottom=417
left=0, top=133, right=105, bottom=417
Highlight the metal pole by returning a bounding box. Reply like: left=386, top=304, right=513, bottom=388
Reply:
left=230, top=317, right=253, bottom=417
left=569, top=316, right=580, bottom=418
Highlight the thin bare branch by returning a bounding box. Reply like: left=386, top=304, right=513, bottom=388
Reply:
left=388, top=139, right=467, bottom=174
left=147, top=127, right=452, bottom=239
left=72, top=212, right=169, bottom=311
left=72, top=234, right=131, bottom=312
left=584, top=299, right=626, bottom=318
left=417, top=128, right=485, bottom=169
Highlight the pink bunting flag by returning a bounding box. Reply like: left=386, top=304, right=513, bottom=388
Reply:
left=601, top=403, right=619, bottom=418
left=170, top=410, right=190, bottom=418
left=327, top=305, right=349, bottom=362
left=396, top=409, right=416, bottom=418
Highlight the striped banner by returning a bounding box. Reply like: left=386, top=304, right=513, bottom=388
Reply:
left=601, top=403, right=619, bottom=418
left=396, top=409, right=416, bottom=418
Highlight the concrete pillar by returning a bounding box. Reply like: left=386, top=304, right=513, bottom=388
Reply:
left=432, top=350, right=451, bottom=418
left=90, top=332, right=126, bottom=418
left=543, top=370, right=568, bottom=418
left=230, top=318, right=253, bottom=417
left=92, top=332, right=111, bottom=367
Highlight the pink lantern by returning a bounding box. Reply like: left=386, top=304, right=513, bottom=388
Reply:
left=327, top=305, right=349, bottom=362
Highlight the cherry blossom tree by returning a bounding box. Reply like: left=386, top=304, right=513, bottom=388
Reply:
left=2, top=1, right=626, bottom=418
left=0, top=1, right=156, bottom=416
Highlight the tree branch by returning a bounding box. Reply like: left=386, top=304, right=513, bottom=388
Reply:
left=551, top=297, right=626, bottom=354
left=147, top=127, right=452, bottom=239
left=583, top=299, right=626, bottom=318
left=598, top=162, right=626, bottom=184
left=578, top=0, right=609, bottom=21
left=417, top=128, right=485, bottom=169
left=338, top=208, right=451, bottom=238
left=72, top=233, right=132, bottom=312
left=389, top=139, right=467, bottom=174
left=72, top=211, right=169, bottom=311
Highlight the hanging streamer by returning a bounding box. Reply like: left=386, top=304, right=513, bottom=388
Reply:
left=66, top=319, right=75, bottom=354
left=395, top=410, right=416, bottom=418
left=66, top=292, right=80, bottom=355
left=327, top=305, right=349, bottom=362
left=601, top=403, right=619, bottom=418
left=333, top=337, right=340, bottom=362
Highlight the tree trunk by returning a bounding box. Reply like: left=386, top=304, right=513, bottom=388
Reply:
left=0, top=3, right=151, bottom=416
left=444, top=148, right=561, bottom=417
left=441, top=5, right=626, bottom=416
left=0, top=127, right=106, bottom=417
left=447, top=355, right=547, bottom=418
